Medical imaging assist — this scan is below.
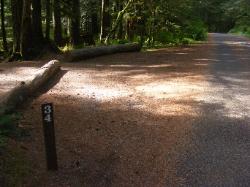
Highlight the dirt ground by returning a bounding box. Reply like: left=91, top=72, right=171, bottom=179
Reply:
left=0, top=61, right=45, bottom=98
left=2, top=34, right=250, bottom=186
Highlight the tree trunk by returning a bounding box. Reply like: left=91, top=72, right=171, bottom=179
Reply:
left=105, top=0, right=133, bottom=44
left=100, top=0, right=110, bottom=42
left=11, top=0, right=23, bottom=56
left=21, top=0, right=32, bottom=59
left=71, top=0, right=81, bottom=46
left=0, top=0, right=8, bottom=51
left=45, top=0, right=51, bottom=40
left=32, top=0, right=43, bottom=45
left=91, top=13, right=98, bottom=36
left=117, top=2, right=124, bottom=40
left=53, top=0, right=62, bottom=45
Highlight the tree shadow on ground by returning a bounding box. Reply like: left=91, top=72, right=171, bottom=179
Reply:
left=22, top=91, right=250, bottom=186
left=176, top=101, right=250, bottom=186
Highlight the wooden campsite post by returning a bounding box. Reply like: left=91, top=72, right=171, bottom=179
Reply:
left=41, top=103, right=58, bottom=171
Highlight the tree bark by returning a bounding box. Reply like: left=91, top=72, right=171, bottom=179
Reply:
left=11, top=0, right=23, bottom=56
left=45, top=0, right=51, bottom=40
left=71, top=0, right=81, bottom=46
left=53, top=0, right=62, bottom=45
left=0, top=0, right=8, bottom=51
left=100, top=0, right=110, bottom=42
left=21, top=0, right=32, bottom=59
left=32, top=0, right=43, bottom=44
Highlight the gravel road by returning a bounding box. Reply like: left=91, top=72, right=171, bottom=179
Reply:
left=20, top=33, right=250, bottom=186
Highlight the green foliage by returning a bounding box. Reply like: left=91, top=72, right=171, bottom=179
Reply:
left=109, top=39, right=130, bottom=45
left=230, top=25, right=250, bottom=37
left=0, top=113, right=24, bottom=150
left=117, top=39, right=130, bottom=44
left=0, top=114, right=21, bottom=136
left=155, top=31, right=175, bottom=44
left=183, top=20, right=208, bottom=40
left=181, top=38, right=195, bottom=45
left=0, top=115, right=17, bottom=136
left=149, top=18, right=207, bottom=47
left=60, top=44, right=74, bottom=52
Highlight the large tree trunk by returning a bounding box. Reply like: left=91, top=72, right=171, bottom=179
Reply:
left=0, top=0, right=7, bottom=51
left=21, top=0, right=32, bottom=59
left=100, top=0, right=110, bottom=42
left=11, top=0, right=23, bottom=57
left=32, top=0, right=43, bottom=44
left=71, top=0, right=81, bottom=46
left=45, top=0, right=51, bottom=40
left=53, top=0, right=62, bottom=45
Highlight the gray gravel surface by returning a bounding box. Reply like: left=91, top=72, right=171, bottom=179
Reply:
left=176, top=33, right=250, bottom=186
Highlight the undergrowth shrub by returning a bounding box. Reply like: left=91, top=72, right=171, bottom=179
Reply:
left=230, top=24, right=250, bottom=37
left=0, top=113, right=23, bottom=149
left=183, top=20, right=208, bottom=41
left=155, top=31, right=176, bottom=44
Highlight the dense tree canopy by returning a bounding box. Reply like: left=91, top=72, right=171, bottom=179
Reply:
left=0, top=0, right=249, bottom=60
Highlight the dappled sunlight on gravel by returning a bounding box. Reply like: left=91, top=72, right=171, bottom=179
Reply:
left=136, top=78, right=205, bottom=99
left=0, top=66, right=39, bottom=97
left=47, top=68, right=207, bottom=117
left=195, top=82, right=250, bottom=119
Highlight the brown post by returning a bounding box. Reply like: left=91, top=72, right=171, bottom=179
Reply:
left=41, top=103, right=58, bottom=171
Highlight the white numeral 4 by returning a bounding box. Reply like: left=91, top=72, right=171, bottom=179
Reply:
left=44, top=114, right=52, bottom=122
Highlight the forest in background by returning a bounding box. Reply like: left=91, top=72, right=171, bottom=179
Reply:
left=0, top=0, right=249, bottom=60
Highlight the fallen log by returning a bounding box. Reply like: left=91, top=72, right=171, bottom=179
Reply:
left=0, top=60, right=60, bottom=115
left=65, top=43, right=141, bottom=62
left=28, top=60, right=61, bottom=92
left=0, top=83, right=29, bottom=115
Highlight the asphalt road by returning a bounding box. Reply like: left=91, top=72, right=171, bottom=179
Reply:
left=21, top=33, right=250, bottom=186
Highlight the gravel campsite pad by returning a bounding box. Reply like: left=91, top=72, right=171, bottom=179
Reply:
left=15, top=34, right=250, bottom=186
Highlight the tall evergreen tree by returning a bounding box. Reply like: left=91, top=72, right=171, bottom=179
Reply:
left=54, top=0, right=62, bottom=45
left=45, top=0, right=51, bottom=40
left=0, top=0, right=8, bottom=51
left=32, top=0, right=44, bottom=44
left=11, top=0, right=23, bottom=58
left=71, top=0, right=81, bottom=46
left=21, top=0, right=32, bottom=59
